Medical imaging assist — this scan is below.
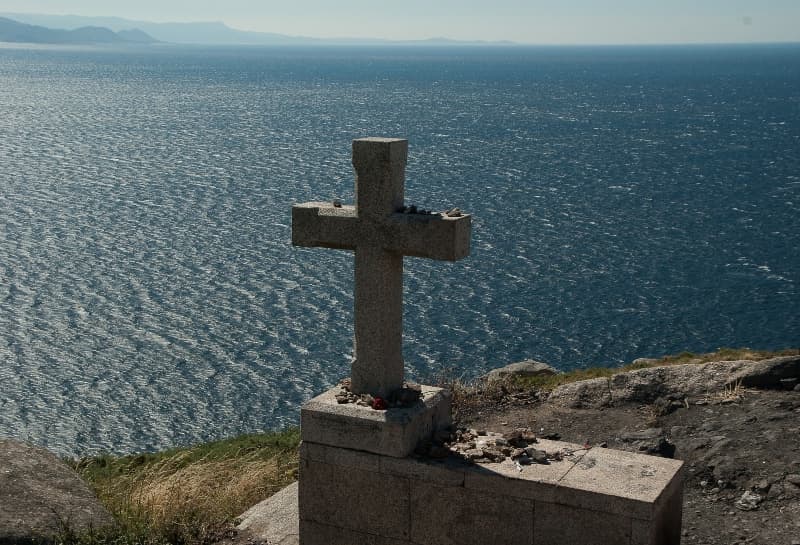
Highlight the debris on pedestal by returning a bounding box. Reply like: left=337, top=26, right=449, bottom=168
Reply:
left=413, top=427, right=584, bottom=468
left=334, top=378, right=423, bottom=410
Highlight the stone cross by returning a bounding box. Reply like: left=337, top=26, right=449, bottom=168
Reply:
left=292, top=138, right=471, bottom=398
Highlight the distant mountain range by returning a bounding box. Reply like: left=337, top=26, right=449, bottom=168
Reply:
left=0, top=13, right=513, bottom=46
left=0, top=16, right=157, bottom=44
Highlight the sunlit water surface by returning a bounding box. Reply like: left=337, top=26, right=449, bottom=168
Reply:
left=0, top=44, right=798, bottom=456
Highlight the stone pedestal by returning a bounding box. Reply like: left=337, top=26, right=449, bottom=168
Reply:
left=299, top=410, right=684, bottom=545
left=301, top=384, right=452, bottom=458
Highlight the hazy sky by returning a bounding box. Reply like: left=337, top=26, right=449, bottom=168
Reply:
left=4, top=0, right=800, bottom=44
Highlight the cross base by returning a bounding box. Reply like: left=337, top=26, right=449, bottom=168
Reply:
left=300, top=383, right=452, bottom=458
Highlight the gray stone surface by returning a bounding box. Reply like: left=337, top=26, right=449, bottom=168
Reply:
left=299, top=520, right=413, bottom=545
left=0, top=439, right=114, bottom=544
left=410, top=482, right=534, bottom=545
left=299, top=459, right=410, bottom=540
left=533, top=502, right=631, bottom=545
left=485, top=360, right=558, bottom=383
left=295, top=436, right=683, bottom=545
left=292, top=138, right=471, bottom=397
left=555, top=444, right=686, bottom=519
left=246, top=438, right=682, bottom=545
left=301, top=384, right=452, bottom=458
left=547, top=355, right=800, bottom=408
left=236, top=482, right=298, bottom=545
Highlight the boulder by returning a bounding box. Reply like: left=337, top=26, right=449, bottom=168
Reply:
left=484, top=360, right=558, bottom=383
left=236, top=481, right=299, bottom=545
left=546, top=355, right=800, bottom=409
left=0, top=439, right=114, bottom=544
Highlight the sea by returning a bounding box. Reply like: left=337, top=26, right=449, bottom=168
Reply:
left=0, top=43, right=798, bottom=457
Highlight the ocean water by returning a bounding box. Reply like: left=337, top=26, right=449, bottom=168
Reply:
left=0, top=43, right=798, bottom=457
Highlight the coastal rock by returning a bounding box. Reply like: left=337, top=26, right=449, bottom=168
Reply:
left=485, top=360, right=558, bottom=383
left=236, top=482, right=299, bottom=545
left=546, top=356, right=800, bottom=409
left=0, top=439, right=115, bottom=543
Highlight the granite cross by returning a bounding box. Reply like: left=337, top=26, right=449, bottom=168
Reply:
left=292, top=138, right=471, bottom=398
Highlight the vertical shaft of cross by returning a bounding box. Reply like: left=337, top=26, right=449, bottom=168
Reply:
left=350, top=138, right=408, bottom=397
left=352, top=248, right=403, bottom=397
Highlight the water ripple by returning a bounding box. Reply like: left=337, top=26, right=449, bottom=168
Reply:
left=1, top=44, right=798, bottom=456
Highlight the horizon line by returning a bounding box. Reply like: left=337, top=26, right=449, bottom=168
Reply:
left=2, top=11, right=800, bottom=48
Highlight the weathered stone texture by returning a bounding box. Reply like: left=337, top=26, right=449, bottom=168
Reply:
left=298, top=436, right=684, bottom=545
left=0, top=440, right=114, bottom=544
left=485, top=360, right=558, bottom=383
left=533, top=502, right=631, bottom=545
left=546, top=356, right=800, bottom=409
left=410, top=482, right=534, bottom=545
left=236, top=481, right=299, bottom=545
left=299, top=457, right=410, bottom=540
left=291, top=137, right=471, bottom=397
left=301, top=385, right=452, bottom=458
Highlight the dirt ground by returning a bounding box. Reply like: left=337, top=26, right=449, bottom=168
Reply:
left=460, top=388, right=800, bottom=545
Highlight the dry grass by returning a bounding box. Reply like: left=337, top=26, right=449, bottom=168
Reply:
left=513, top=347, right=798, bottom=392
left=703, top=378, right=749, bottom=405
left=70, top=430, right=300, bottom=545
left=642, top=347, right=798, bottom=367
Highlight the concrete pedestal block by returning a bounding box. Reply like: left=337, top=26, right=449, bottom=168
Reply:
left=299, top=437, right=684, bottom=545
left=300, top=384, right=451, bottom=458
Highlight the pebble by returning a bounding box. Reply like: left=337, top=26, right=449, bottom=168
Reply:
left=735, top=491, right=762, bottom=511
left=482, top=448, right=504, bottom=462
left=465, top=449, right=484, bottom=460
left=529, top=449, right=549, bottom=464
left=752, top=479, right=770, bottom=492
left=766, top=483, right=783, bottom=500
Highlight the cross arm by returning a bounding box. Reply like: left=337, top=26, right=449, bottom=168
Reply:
left=382, top=213, right=472, bottom=261
left=292, top=202, right=359, bottom=250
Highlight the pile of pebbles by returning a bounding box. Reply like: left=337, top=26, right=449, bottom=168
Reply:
left=398, top=205, right=464, bottom=217
left=417, top=427, right=579, bottom=467
left=334, top=379, right=423, bottom=410
left=329, top=199, right=464, bottom=218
